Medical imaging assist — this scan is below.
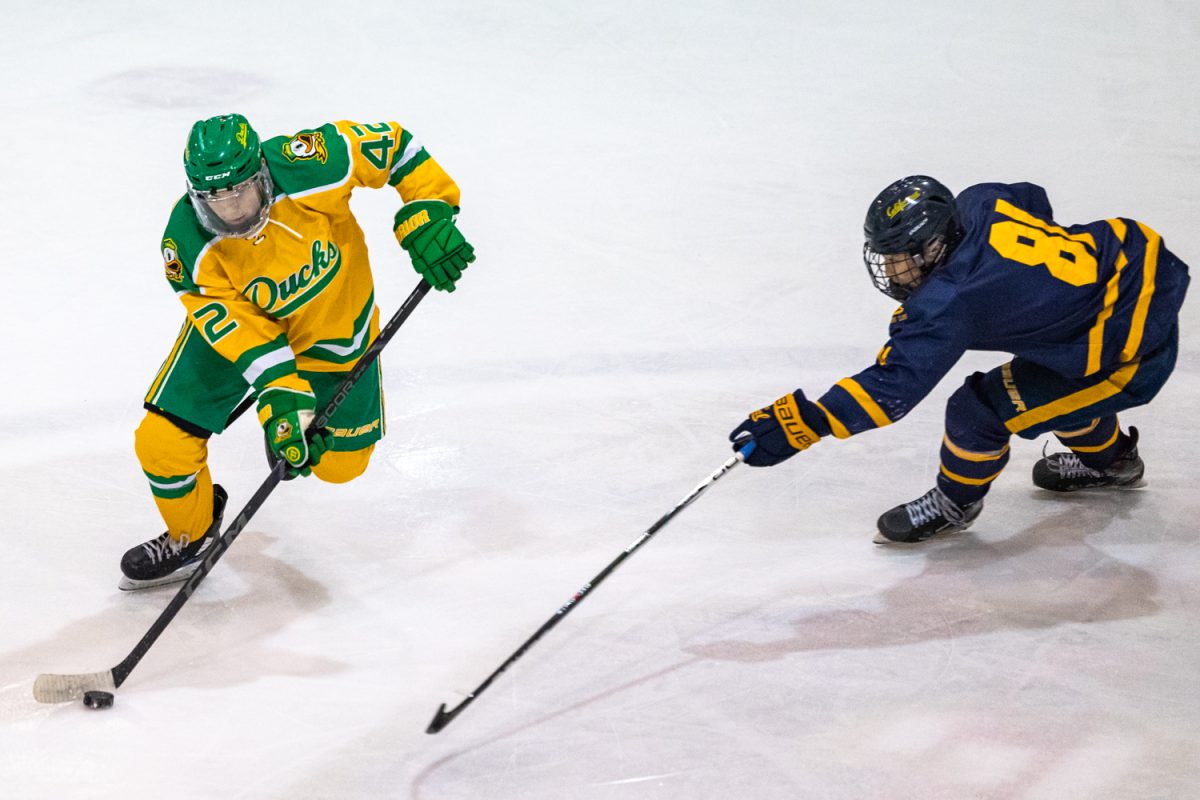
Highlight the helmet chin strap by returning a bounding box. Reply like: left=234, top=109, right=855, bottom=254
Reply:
left=239, top=211, right=272, bottom=240
left=923, top=236, right=949, bottom=269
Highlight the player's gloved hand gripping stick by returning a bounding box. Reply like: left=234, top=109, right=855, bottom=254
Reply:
left=32, top=279, right=434, bottom=705
left=426, top=438, right=756, bottom=734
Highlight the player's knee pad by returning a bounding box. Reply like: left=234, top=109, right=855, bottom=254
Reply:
left=312, top=445, right=374, bottom=484
left=134, top=411, right=209, bottom=478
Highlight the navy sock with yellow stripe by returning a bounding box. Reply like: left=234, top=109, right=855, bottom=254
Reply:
left=1053, top=416, right=1125, bottom=470
left=936, top=375, right=1014, bottom=508
left=937, top=434, right=1010, bottom=508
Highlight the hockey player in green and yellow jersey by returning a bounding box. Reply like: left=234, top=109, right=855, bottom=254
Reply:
left=120, top=114, right=475, bottom=590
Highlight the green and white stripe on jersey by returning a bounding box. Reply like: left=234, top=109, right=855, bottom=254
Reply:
left=387, top=130, right=430, bottom=187
left=300, top=294, right=376, bottom=366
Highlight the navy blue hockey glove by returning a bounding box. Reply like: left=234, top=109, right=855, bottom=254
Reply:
left=729, top=391, right=825, bottom=467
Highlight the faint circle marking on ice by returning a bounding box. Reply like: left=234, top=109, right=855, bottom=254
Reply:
left=87, top=67, right=270, bottom=109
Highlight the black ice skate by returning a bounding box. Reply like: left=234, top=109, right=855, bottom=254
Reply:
left=875, top=486, right=983, bottom=544
left=119, top=485, right=228, bottom=591
left=1032, top=427, right=1143, bottom=492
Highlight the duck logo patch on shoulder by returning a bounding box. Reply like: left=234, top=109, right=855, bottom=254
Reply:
left=162, top=238, right=184, bottom=282
left=283, top=132, right=328, bottom=164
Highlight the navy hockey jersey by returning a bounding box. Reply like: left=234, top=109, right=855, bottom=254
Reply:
left=808, top=182, right=1190, bottom=441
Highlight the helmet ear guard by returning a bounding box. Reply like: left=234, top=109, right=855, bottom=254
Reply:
left=862, top=175, right=962, bottom=300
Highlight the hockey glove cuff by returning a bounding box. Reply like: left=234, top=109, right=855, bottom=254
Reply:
left=729, top=390, right=830, bottom=467
left=256, top=377, right=331, bottom=478
left=394, top=200, right=476, bottom=293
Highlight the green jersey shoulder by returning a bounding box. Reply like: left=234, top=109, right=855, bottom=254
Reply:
left=161, top=197, right=215, bottom=293
left=264, top=123, right=352, bottom=197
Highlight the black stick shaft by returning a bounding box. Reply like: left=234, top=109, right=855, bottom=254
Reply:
left=112, top=280, right=433, bottom=689
left=223, top=390, right=257, bottom=429
left=427, top=448, right=747, bottom=733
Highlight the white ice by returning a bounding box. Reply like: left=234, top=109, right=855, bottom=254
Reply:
left=1, top=2, right=1199, bottom=798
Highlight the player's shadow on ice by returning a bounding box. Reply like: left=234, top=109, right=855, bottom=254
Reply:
left=685, top=490, right=1160, bottom=663
left=3, top=529, right=346, bottom=698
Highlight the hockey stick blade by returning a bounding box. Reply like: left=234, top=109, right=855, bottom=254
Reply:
left=33, top=670, right=117, bottom=703
left=32, top=280, right=434, bottom=706
left=426, top=702, right=458, bottom=734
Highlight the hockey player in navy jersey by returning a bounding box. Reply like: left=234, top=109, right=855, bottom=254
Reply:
left=730, top=176, right=1190, bottom=543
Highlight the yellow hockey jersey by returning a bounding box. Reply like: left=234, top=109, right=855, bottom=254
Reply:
left=159, top=120, right=460, bottom=392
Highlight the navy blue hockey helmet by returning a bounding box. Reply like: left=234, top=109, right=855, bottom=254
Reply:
left=863, top=175, right=962, bottom=300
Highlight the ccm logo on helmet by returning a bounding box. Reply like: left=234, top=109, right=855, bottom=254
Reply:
left=205, top=170, right=232, bottom=181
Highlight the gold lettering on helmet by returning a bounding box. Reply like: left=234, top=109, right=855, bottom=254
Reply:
left=236, top=123, right=249, bottom=148
left=885, top=189, right=922, bottom=219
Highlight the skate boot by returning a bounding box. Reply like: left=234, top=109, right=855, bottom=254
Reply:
left=875, top=486, right=983, bottom=544
left=119, top=485, right=228, bottom=591
left=1032, top=427, right=1143, bottom=492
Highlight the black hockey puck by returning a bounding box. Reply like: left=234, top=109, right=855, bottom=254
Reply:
left=82, top=691, right=115, bottom=710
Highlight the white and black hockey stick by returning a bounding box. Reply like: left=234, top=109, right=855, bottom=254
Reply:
left=426, top=439, right=756, bottom=734
left=33, top=279, right=434, bottom=704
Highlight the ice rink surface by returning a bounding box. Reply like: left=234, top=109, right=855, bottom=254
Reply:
left=1, top=1, right=1198, bottom=797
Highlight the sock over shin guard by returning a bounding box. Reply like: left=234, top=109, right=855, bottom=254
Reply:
left=1053, top=416, right=1125, bottom=470
left=134, top=411, right=215, bottom=541
left=937, top=375, right=1014, bottom=508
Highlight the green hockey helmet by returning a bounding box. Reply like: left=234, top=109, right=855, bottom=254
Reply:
left=184, top=114, right=274, bottom=238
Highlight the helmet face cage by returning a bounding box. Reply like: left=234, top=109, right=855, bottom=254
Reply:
left=188, top=159, right=274, bottom=238
left=863, top=235, right=948, bottom=301
left=862, top=175, right=960, bottom=301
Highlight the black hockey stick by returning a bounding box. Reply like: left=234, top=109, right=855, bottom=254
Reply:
left=223, top=390, right=258, bottom=429
left=33, top=279, right=434, bottom=703
left=426, top=440, right=756, bottom=734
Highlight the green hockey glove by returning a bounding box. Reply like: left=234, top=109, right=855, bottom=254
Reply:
left=393, top=200, right=476, bottom=292
left=256, top=379, right=332, bottom=478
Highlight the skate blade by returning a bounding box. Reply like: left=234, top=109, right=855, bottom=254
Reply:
left=1037, top=478, right=1147, bottom=494
left=118, top=560, right=202, bottom=592
left=873, top=521, right=975, bottom=546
